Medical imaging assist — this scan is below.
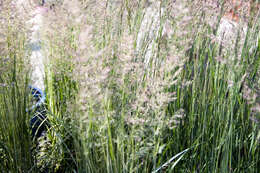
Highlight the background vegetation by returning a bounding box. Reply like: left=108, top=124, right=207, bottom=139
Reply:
left=0, top=0, right=259, bottom=172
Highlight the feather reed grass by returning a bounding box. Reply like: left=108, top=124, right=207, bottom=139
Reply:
left=1, top=0, right=260, bottom=172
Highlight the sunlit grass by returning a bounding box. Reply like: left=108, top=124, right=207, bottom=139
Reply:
left=0, top=0, right=259, bottom=172
left=0, top=2, right=35, bottom=171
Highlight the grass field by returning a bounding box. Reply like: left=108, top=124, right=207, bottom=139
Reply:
left=0, top=0, right=260, bottom=172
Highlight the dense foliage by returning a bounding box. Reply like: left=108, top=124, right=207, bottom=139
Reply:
left=0, top=0, right=259, bottom=172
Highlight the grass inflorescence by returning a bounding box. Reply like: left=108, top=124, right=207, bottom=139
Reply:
left=0, top=0, right=260, bottom=172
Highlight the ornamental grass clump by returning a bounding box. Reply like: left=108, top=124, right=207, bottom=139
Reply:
left=73, top=0, right=198, bottom=172
left=1, top=0, right=260, bottom=172
left=0, top=0, right=36, bottom=172
left=41, top=0, right=260, bottom=172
